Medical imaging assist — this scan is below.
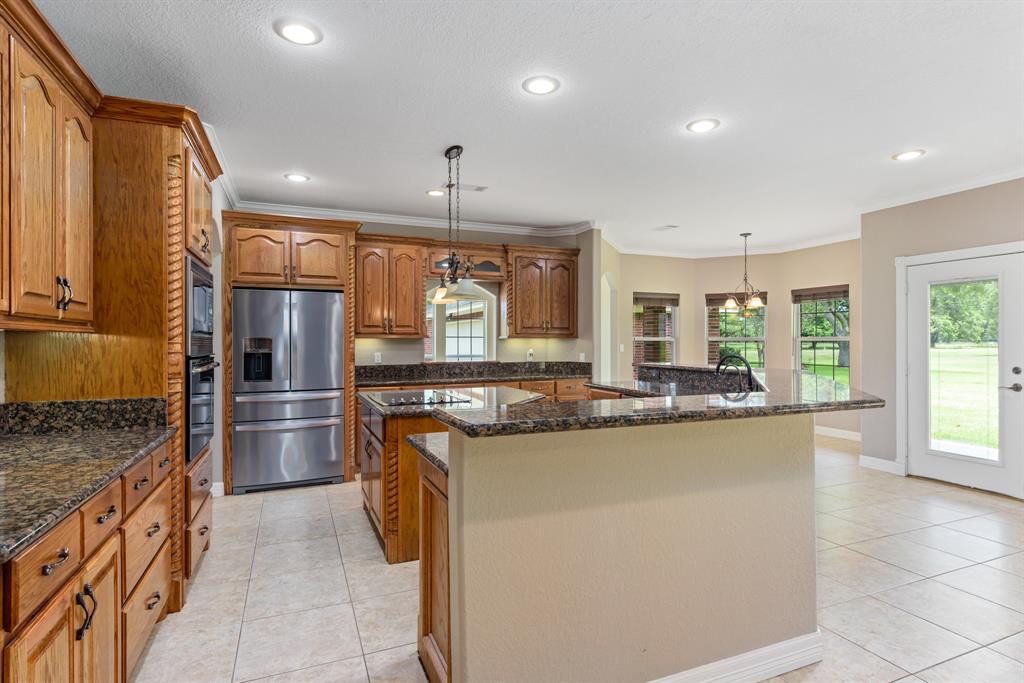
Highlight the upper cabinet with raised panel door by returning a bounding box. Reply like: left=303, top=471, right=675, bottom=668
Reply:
left=225, top=212, right=360, bottom=289
left=507, top=247, right=579, bottom=338
left=186, top=148, right=214, bottom=265
left=355, top=242, right=425, bottom=337
left=1, top=13, right=101, bottom=332
left=427, top=244, right=506, bottom=281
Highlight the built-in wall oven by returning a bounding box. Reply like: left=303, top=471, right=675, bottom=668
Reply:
left=186, top=256, right=218, bottom=464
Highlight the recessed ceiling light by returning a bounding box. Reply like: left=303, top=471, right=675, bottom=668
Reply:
left=284, top=173, right=310, bottom=182
left=686, top=118, right=720, bottom=133
left=274, top=21, right=322, bottom=45
left=891, top=149, right=926, bottom=161
left=426, top=189, right=445, bottom=197
left=522, top=76, right=560, bottom=95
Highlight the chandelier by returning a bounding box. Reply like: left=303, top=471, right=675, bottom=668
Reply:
left=724, top=232, right=763, bottom=316
left=432, top=145, right=482, bottom=303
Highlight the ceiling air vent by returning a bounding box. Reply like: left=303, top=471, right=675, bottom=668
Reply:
left=456, top=184, right=488, bottom=192
left=653, top=224, right=680, bottom=232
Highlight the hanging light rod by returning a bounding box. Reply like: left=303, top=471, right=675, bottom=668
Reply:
left=432, top=144, right=482, bottom=304
left=724, top=233, right=764, bottom=314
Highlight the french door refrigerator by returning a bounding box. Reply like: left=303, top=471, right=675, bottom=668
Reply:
left=232, top=288, right=345, bottom=493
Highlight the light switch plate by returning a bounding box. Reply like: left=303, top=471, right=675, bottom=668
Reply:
left=619, top=344, right=625, bottom=353
left=579, top=352, right=586, bottom=361
left=374, top=352, right=382, bottom=364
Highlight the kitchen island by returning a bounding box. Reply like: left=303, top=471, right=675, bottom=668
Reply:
left=410, top=370, right=883, bottom=683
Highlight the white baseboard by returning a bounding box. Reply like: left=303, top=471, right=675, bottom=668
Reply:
left=211, top=482, right=225, bottom=497
left=650, top=631, right=822, bottom=683
left=814, top=425, right=861, bottom=441
left=859, top=455, right=906, bottom=476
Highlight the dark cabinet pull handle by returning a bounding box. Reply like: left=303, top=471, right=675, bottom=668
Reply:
left=201, top=228, right=210, bottom=253
left=198, top=525, right=210, bottom=537
left=55, top=276, right=67, bottom=310
left=97, top=505, right=117, bottom=524
left=159, top=456, right=171, bottom=469
left=81, top=583, right=97, bottom=634
left=74, top=592, right=90, bottom=641
left=62, top=277, right=73, bottom=310
left=145, top=592, right=161, bottom=610
left=133, top=476, right=150, bottom=490
left=42, top=547, right=71, bottom=576
left=198, top=478, right=209, bottom=488
left=146, top=522, right=161, bottom=538
left=291, top=265, right=296, bottom=279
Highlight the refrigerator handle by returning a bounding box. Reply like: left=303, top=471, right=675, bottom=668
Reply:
left=234, top=391, right=343, bottom=403
left=234, top=417, right=343, bottom=433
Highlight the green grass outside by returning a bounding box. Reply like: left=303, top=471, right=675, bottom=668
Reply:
left=929, top=344, right=999, bottom=449
left=800, top=343, right=850, bottom=384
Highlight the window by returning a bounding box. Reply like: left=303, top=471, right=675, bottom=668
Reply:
left=706, top=293, right=767, bottom=368
left=632, top=293, right=678, bottom=376
left=792, top=285, right=850, bottom=384
left=424, top=284, right=497, bottom=361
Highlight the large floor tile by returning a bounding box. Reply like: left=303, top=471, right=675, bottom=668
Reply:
left=815, top=491, right=853, bottom=513
left=829, top=506, right=930, bottom=534
left=334, top=508, right=375, bottom=535
left=364, top=644, right=428, bottom=683
left=846, top=536, right=972, bottom=577
left=934, top=564, right=1024, bottom=611
left=816, top=483, right=899, bottom=506
left=944, top=516, right=1024, bottom=548
left=817, top=547, right=920, bottom=594
left=233, top=604, right=363, bottom=682
left=916, top=492, right=1010, bottom=516
left=917, top=647, right=1024, bottom=683
left=196, top=542, right=256, bottom=582
left=344, top=557, right=419, bottom=601
left=245, top=564, right=351, bottom=621
left=353, top=589, right=419, bottom=654
left=340, top=531, right=386, bottom=562
left=819, top=597, right=976, bottom=673
left=261, top=494, right=331, bottom=520
left=868, top=498, right=975, bottom=524
left=874, top=580, right=1024, bottom=645
left=133, top=620, right=241, bottom=683
left=250, top=536, right=342, bottom=579
left=816, top=575, right=863, bottom=609
left=816, top=514, right=888, bottom=545
left=257, top=514, right=336, bottom=546
left=215, top=521, right=261, bottom=547
left=170, top=577, right=249, bottom=627
left=247, top=656, right=369, bottom=683
left=894, top=525, right=1019, bottom=562
left=989, top=632, right=1024, bottom=663
left=781, top=628, right=907, bottom=683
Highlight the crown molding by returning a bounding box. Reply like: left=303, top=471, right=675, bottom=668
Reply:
left=203, top=123, right=240, bottom=208
left=607, top=228, right=862, bottom=260
left=230, top=199, right=594, bottom=237
left=857, top=168, right=1024, bottom=215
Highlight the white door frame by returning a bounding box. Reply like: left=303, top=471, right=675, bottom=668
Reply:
left=895, top=241, right=1024, bottom=477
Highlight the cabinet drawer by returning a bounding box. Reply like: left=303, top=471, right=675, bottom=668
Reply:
left=3, top=513, right=82, bottom=630
left=519, top=380, right=554, bottom=395
left=121, top=478, right=172, bottom=597
left=186, top=493, right=213, bottom=579
left=80, top=477, right=123, bottom=557
left=555, top=378, right=588, bottom=397
left=587, top=388, right=622, bottom=400
left=123, top=539, right=171, bottom=680
left=151, top=442, right=172, bottom=488
left=187, top=450, right=214, bottom=521
left=122, top=456, right=154, bottom=516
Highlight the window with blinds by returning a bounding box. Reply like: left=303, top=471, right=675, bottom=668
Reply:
left=633, top=292, right=678, bottom=376
left=705, top=292, right=768, bottom=368
left=792, top=285, right=850, bottom=383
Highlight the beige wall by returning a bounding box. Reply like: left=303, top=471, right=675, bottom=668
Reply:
left=448, top=414, right=818, bottom=682
left=606, top=239, right=863, bottom=431
left=861, top=178, right=1024, bottom=462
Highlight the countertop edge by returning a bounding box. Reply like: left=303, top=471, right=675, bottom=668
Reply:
left=406, top=433, right=449, bottom=476
left=0, top=426, right=177, bottom=562
left=355, top=374, right=590, bottom=388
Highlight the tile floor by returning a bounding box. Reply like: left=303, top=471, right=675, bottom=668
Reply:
left=131, top=436, right=1024, bottom=683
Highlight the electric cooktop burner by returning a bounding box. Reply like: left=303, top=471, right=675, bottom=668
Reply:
left=366, top=390, right=473, bottom=407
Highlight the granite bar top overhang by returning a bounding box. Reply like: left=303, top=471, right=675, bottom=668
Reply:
left=0, top=426, right=176, bottom=562
left=357, top=385, right=545, bottom=417
left=406, top=432, right=449, bottom=476
left=432, top=369, right=884, bottom=438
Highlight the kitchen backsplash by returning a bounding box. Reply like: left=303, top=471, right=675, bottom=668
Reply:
left=0, top=397, right=166, bottom=436
left=356, top=361, right=592, bottom=386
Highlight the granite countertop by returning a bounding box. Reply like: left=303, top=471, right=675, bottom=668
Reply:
left=357, top=385, right=545, bottom=417
left=0, top=426, right=176, bottom=562
left=432, top=369, right=884, bottom=438
left=586, top=379, right=701, bottom=398
left=356, top=374, right=589, bottom=388
left=406, top=433, right=449, bottom=476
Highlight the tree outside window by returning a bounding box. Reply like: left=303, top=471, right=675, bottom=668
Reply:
left=793, top=286, right=850, bottom=384
left=706, top=293, right=767, bottom=368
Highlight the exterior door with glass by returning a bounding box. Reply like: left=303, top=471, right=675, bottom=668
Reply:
left=907, top=251, right=1023, bottom=498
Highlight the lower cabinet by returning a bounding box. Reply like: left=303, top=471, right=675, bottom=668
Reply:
left=418, top=455, right=450, bottom=683
left=77, top=535, right=121, bottom=683
left=122, top=540, right=171, bottom=680
left=3, top=583, right=76, bottom=683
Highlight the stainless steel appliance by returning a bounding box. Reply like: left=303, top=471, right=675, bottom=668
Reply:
left=232, top=288, right=345, bottom=493
left=364, top=390, right=472, bottom=407
left=185, top=257, right=218, bottom=465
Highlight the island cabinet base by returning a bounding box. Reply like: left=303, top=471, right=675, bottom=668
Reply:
left=418, top=453, right=450, bottom=683
left=444, top=413, right=820, bottom=683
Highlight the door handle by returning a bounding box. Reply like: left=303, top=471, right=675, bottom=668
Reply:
left=145, top=592, right=162, bottom=610
left=61, top=277, right=73, bottom=311
left=55, top=276, right=67, bottom=310
left=291, top=265, right=297, bottom=280
left=134, top=476, right=151, bottom=490
left=81, top=583, right=97, bottom=634
left=74, top=592, right=90, bottom=641
left=234, top=390, right=342, bottom=403
left=234, top=417, right=343, bottom=432
left=42, top=547, right=71, bottom=576
left=96, top=505, right=117, bottom=524
left=146, top=522, right=162, bottom=537
left=999, top=383, right=1023, bottom=392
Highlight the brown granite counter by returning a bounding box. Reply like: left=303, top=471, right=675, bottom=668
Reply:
left=355, top=360, right=591, bottom=387
left=433, top=369, right=883, bottom=437
left=357, top=385, right=544, bottom=417
left=0, top=426, right=176, bottom=562
left=407, top=432, right=449, bottom=476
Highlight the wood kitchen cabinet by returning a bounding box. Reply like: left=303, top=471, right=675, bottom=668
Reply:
left=3, top=580, right=76, bottom=683
left=186, top=148, right=214, bottom=265
left=506, top=248, right=579, bottom=338
left=427, top=245, right=506, bottom=281
left=355, top=242, right=425, bottom=337
left=418, top=452, right=450, bottom=683
left=76, top=535, right=121, bottom=683
left=2, top=32, right=96, bottom=331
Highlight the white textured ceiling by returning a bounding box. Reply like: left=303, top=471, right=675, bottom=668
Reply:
left=37, top=0, right=1024, bottom=256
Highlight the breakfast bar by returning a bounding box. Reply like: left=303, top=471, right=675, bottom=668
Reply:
left=409, top=370, right=884, bottom=683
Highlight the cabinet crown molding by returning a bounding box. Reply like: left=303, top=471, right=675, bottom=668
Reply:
left=224, top=209, right=362, bottom=233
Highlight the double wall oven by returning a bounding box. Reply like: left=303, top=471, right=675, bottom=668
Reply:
left=186, top=256, right=218, bottom=465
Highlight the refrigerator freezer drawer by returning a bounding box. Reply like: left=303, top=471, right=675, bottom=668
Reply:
left=233, top=390, right=344, bottom=422
left=232, top=416, right=344, bottom=492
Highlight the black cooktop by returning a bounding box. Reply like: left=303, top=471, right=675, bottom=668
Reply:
left=364, top=390, right=472, bottom=407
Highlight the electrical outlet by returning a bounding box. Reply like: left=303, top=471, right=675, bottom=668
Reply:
left=373, top=352, right=382, bottom=364
left=619, top=344, right=625, bottom=353
left=527, top=348, right=535, bottom=362
left=579, top=352, right=586, bottom=362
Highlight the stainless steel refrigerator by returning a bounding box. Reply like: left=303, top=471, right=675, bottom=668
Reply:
left=232, top=288, right=345, bottom=493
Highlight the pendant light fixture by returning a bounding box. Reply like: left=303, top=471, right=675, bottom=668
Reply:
left=431, top=145, right=483, bottom=304
left=724, top=233, right=763, bottom=315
